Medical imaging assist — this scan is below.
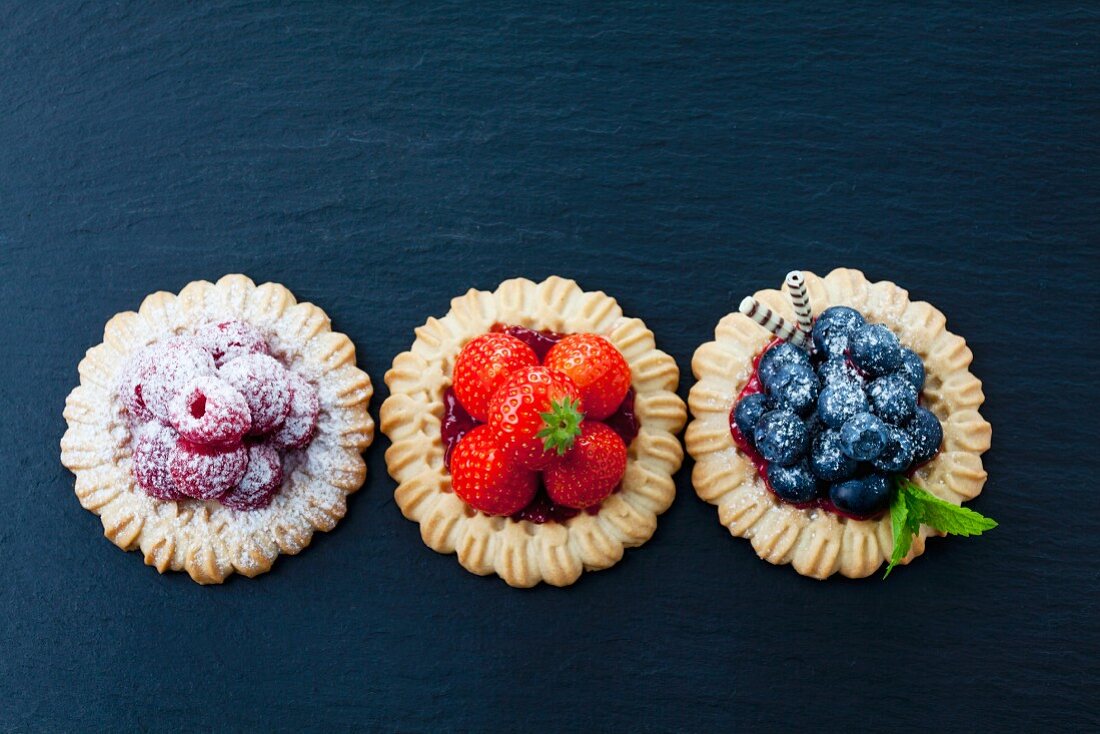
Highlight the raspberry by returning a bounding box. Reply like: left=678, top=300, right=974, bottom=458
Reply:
left=269, top=372, right=320, bottom=450
left=168, top=375, right=252, bottom=446
left=139, top=336, right=217, bottom=423
left=168, top=437, right=248, bottom=500
left=131, top=424, right=186, bottom=500
left=220, top=442, right=284, bottom=511
left=218, top=353, right=292, bottom=436
left=118, top=347, right=156, bottom=423
left=194, top=320, right=270, bottom=368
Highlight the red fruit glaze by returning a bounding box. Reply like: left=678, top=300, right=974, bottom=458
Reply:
left=139, top=337, right=217, bottom=422
left=168, top=438, right=249, bottom=500
left=219, top=353, right=292, bottom=436
left=168, top=375, right=251, bottom=445
left=487, top=365, right=584, bottom=470
left=450, top=424, right=538, bottom=516
left=544, top=334, right=631, bottom=420
left=544, top=422, right=627, bottom=509
left=194, top=319, right=270, bottom=367
left=131, top=424, right=187, bottom=500
left=491, top=324, right=563, bottom=360
left=441, top=388, right=480, bottom=467
left=270, top=371, right=320, bottom=450
left=453, top=332, right=539, bottom=421
left=220, top=442, right=283, bottom=511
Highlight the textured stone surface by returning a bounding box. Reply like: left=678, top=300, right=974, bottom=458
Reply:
left=0, top=2, right=1096, bottom=731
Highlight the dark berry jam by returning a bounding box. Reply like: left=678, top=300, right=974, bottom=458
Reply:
left=489, top=323, right=564, bottom=360
left=443, top=325, right=638, bottom=524
left=441, top=388, right=479, bottom=467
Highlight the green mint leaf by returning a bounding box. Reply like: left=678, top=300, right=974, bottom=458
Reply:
left=883, top=488, right=912, bottom=578
left=898, top=478, right=998, bottom=537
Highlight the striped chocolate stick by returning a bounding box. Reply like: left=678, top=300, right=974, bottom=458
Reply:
left=785, top=270, right=814, bottom=337
left=738, top=296, right=809, bottom=348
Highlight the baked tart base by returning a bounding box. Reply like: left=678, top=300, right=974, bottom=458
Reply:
left=381, top=276, right=686, bottom=588
left=60, top=275, right=374, bottom=584
left=686, top=268, right=991, bottom=579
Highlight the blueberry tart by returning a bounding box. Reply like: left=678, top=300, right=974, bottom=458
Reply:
left=381, top=277, right=686, bottom=587
left=61, top=275, right=374, bottom=584
left=687, top=269, right=993, bottom=579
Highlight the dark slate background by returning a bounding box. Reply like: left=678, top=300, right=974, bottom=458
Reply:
left=1, top=2, right=1097, bottom=732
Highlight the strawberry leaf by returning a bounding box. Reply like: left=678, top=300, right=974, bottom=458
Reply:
left=537, top=397, right=585, bottom=456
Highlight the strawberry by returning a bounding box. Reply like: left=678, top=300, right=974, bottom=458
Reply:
left=449, top=425, right=538, bottom=516
left=487, top=366, right=585, bottom=470
left=452, top=333, right=539, bottom=421
left=544, top=334, right=631, bottom=420
left=544, top=421, right=627, bottom=509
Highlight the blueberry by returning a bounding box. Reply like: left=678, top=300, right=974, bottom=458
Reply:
left=896, top=348, right=925, bottom=391
left=768, top=364, right=820, bottom=416
left=867, top=375, right=918, bottom=425
left=753, top=410, right=809, bottom=467
left=830, top=473, right=892, bottom=516
left=757, top=342, right=810, bottom=387
left=767, top=460, right=820, bottom=503
left=811, top=306, right=865, bottom=357
left=871, top=426, right=915, bottom=473
left=804, top=411, right=825, bottom=439
left=839, top=412, right=889, bottom=461
left=809, top=429, right=858, bottom=481
left=733, top=393, right=769, bottom=444
left=907, top=407, right=943, bottom=464
left=849, top=323, right=902, bottom=377
left=817, top=381, right=869, bottom=429
left=817, top=357, right=865, bottom=387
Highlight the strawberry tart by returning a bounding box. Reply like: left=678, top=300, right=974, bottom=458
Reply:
left=381, top=276, right=686, bottom=587
left=60, top=275, right=374, bottom=584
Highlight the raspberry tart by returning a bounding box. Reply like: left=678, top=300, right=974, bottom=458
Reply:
left=381, top=276, right=686, bottom=587
left=60, top=275, right=374, bottom=584
left=686, top=269, right=994, bottom=579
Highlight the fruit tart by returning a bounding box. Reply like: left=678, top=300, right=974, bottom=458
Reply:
left=381, top=276, right=686, bottom=587
left=686, top=268, right=994, bottom=579
left=60, top=275, right=374, bottom=584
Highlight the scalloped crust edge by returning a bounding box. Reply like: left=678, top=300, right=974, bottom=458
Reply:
left=686, top=268, right=991, bottom=579
left=60, top=274, right=375, bottom=584
left=381, top=276, right=687, bottom=588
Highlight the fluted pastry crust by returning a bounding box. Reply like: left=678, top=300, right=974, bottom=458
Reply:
left=686, top=268, right=991, bottom=579
left=381, top=276, right=686, bottom=588
left=60, top=275, right=374, bottom=584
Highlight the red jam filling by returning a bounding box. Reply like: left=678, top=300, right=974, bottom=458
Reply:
left=442, top=324, right=639, bottom=524
left=728, top=339, right=936, bottom=522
